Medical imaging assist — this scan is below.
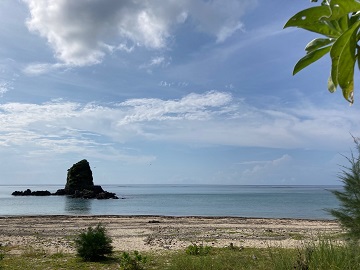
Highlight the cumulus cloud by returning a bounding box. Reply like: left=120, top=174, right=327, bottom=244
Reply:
left=22, top=0, right=257, bottom=67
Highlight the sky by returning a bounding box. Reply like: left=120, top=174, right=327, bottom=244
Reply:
left=1, top=0, right=360, bottom=186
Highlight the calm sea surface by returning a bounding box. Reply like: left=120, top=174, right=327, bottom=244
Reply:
left=0, top=185, right=341, bottom=219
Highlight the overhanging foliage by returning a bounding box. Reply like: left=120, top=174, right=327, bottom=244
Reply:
left=284, top=0, right=360, bottom=104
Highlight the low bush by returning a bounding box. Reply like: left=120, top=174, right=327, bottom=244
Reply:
left=120, top=251, right=147, bottom=270
left=74, top=223, right=113, bottom=261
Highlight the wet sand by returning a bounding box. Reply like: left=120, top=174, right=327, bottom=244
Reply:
left=0, top=215, right=343, bottom=254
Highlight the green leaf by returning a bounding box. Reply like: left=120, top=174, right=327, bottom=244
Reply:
left=330, top=21, right=360, bottom=103
left=338, top=15, right=349, bottom=31
left=293, top=45, right=331, bottom=75
left=326, top=19, right=343, bottom=33
left=284, top=6, right=341, bottom=37
left=328, top=0, right=360, bottom=21
left=305, top=38, right=334, bottom=53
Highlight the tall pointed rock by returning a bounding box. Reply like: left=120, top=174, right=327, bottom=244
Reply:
left=65, top=159, right=94, bottom=194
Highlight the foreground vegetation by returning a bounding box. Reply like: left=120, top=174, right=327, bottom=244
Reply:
left=75, top=223, right=113, bottom=261
left=1, top=240, right=360, bottom=270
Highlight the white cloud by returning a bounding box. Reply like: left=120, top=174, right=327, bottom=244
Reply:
left=236, top=154, right=304, bottom=185
left=188, top=0, right=255, bottom=42
left=159, top=81, right=189, bottom=88
left=0, top=91, right=359, bottom=162
left=0, top=81, right=10, bottom=96
left=150, top=57, right=168, bottom=67
left=0, top=58, right=18, bottom=95
left=23, top=62, right=69, bottom=75
left=139, top=56, right=171, bottom=71
left=117, top=43, right=135, bottom=53
left=117, top=91, right=232, bottom=125
left=242, top=154, right=292, bottom=177
left=0, top=91, right=232, bottom=160
left=22, top=0, right=257, bottom=67
left=237, top=160, right=272, bottom=165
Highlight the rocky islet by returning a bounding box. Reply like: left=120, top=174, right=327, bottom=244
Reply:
left=12, top=159, right=118, bottom=199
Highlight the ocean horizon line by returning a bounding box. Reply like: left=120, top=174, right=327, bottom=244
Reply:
left=0, top=183, right=342, bottom=187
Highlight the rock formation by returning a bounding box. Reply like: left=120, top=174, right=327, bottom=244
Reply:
left=54, top=159, right=118, bottom=199
left=12, top=159, right=118, bottom=199
left=12, top=189, right=51, bottom=196
left=65, top=159, right=94, bottom=194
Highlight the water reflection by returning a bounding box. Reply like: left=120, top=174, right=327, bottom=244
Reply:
left=65, top=197, right=92, bottom=214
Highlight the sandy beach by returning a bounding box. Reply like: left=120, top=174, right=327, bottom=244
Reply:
left=0, top=216, right=343, bottom=254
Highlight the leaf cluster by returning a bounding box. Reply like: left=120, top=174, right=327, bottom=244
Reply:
left=74, top=223, right=113, bottom=261
left=284, top=0, right=360, bottom=104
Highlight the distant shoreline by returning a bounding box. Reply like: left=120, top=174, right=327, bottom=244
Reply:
left=0, top=214, right=337, bottom=221
left=1, top=215, right=342, bottom=254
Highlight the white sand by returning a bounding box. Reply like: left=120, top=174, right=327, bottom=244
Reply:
left=0, top=216, right=343, bottom=254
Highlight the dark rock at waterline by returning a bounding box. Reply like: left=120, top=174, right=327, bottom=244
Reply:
left=12, top=189, right=29, bottom=196
left=54, top=159, right=118, bottom=199
left=96, top=191, right=118, bottom=200
left=12, top=189, right=51, bottom=196
left=32, top=190, right=52, bottom=196
left=12, top=159, right=119, bottom=199
left=64, top=159, right=94, bottom=195
left=53, top=188, right=66, bottom=195
left=71, top=188, right=118, bottom=199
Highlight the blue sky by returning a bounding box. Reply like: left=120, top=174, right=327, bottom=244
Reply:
left=1, top=0, right=359, bottom=185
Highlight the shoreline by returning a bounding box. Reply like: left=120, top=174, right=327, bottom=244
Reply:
left=0, top=215, right=343, bottom=254
left=0, top=214, right=337, bottom=220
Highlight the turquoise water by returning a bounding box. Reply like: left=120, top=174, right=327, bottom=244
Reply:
left=0, top=185, right=341, bottom=219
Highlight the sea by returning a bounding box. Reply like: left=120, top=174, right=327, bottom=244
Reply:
left=0, top=185, right=341, bottom=220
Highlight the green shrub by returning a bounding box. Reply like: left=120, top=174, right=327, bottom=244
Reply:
left=74, top=223, right=113, bottom=261
left=119, top=251, right=147, bottom=270
left=185, top=243, right=211, bottom=256
left=328, top=138, right=360, bottom=240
